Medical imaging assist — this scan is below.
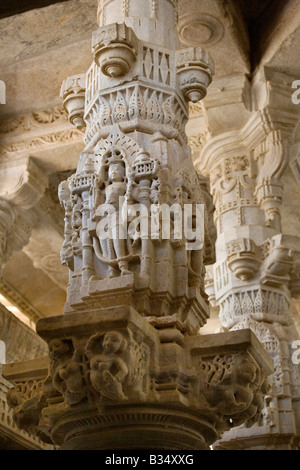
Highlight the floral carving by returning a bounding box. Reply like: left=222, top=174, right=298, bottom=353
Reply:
left=0, top=129, right=84, bottom=160
left=0, top=106, right=66, bottom=135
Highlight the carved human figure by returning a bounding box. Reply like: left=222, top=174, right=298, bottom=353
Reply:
left=261, top=394, right=276, bottom=427
left=71, top=193, right=83, bottom=255
left=173, top=172, right=204, bottom=288
left=58, top=180, right=75, bottom=269
left=202, top=354, right=259, bottom=416
left=49, top=339, right=72, bottom=393
left=220, top=356, right=258, bottom=414
left=61, top=199, right=74, bottom=269
left=227, top=368, right=270, bottom=428
left=58, top=358, right=87, bottom=406
left=49, top=339, right=86, bottom=406
left=49, top=339, right=72, bottom=368
left=87, top=331, right=129, bottom=401
left=96, top=155, right=131, bottom=276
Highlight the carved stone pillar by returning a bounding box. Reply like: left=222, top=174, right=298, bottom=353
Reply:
left=0, top=305, right=53, bottom=449
left=0, top=157, right=48, bottom=277
left=4, top=0, right=273, bottom=450
left=195, top=70, right=300, bottom=450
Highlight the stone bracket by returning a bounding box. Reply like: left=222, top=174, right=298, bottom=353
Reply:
left=3, top=319, right=273, bottom=448
left=188, top=329, right=273, bottom=376
left=92, top=22, right=138, bottom=78
left=176, top=47, right=214, bottom=102
left=60, top=74, right=86, bottom=129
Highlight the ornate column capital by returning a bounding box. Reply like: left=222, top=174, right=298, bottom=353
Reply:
left=4, top=0, right=273, bottom=451
left=0, top=157, right=48, bottom=274
left=4, top=309, right=272, bottom=450
left=0, top=157, right=48, bottom=211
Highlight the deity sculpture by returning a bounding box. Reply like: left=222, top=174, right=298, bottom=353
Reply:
left=93, top=149, right=133, bottom=277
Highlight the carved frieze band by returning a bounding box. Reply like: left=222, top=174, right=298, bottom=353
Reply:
left=0, top=302, right=47, bottom=363
left=219, top=289, right=290, bottom=328
left=84, top=83, right=188, bottom=145
left=0, top=106, right=84, bottom=160
left=0, top=376, right=54, bottom=450
left=0, top=278, right=43, bottom=325
left=5, top=323, right=269, bottom=445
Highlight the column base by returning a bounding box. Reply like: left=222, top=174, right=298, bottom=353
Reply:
left=51, top=405, right=214, bottom=450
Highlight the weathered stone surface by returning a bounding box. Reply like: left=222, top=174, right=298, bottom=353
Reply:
left=192, top=48, right=300, bottom=452
left=0, top=303, right=47, bottom=364
left=1, top=0, right=274, bottom=451
left=3, top=313, right=272, bottom=449
left=1, top=0, right=300, bottom=451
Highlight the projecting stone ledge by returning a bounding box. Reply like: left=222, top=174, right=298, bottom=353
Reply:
left=3, top=307, right=273, bottom=450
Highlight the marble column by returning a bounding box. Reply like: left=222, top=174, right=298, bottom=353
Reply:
left=195, top=69, right=300, bottom=450
left=4, top=0, right=272, bottom=450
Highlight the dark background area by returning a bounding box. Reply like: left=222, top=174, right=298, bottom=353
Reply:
left=0, top=0, right=70, bottom=19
